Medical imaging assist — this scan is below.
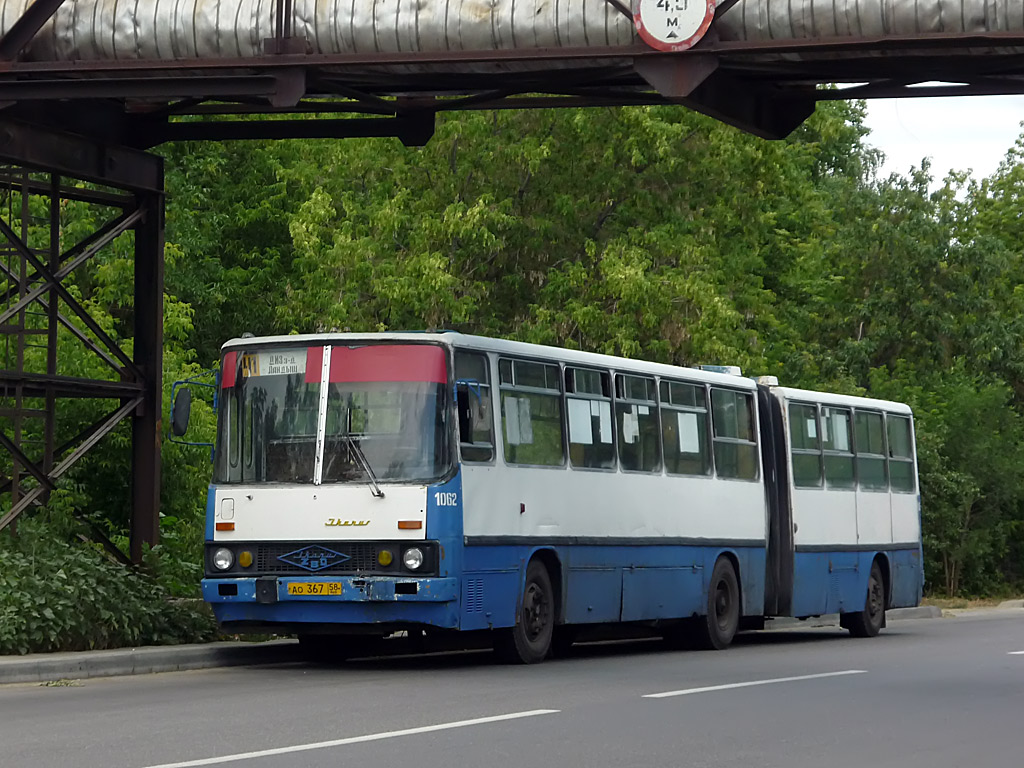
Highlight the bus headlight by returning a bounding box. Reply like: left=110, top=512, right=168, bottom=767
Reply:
left=213, top=548, right=234, bottom=571
left=402, top=547, right=424, bottom=571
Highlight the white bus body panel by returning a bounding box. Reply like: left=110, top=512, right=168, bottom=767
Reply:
left=891, top=493, right=920, bottom=544
left=791, top=487, right=858, bottom=548
left=856, top=490, right=893, bottom=546
left=462, top=464, right=766, bottom=541
left=212, top=485, right=428, bottom=542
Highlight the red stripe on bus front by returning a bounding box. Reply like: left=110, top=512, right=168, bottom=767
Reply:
left=329, top=345, right=446, bottom=384
left=305, top=346, right=324, bottom=384
left=221, top=351, right=237, bottom=389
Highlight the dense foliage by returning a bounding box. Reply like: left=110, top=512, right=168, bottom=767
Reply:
left=4, top=100, right=1024, bottom=653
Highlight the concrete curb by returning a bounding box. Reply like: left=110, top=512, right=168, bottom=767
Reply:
left=889, top=605, right=944, bottom=621
left=0, top=640, right=299, bottom=685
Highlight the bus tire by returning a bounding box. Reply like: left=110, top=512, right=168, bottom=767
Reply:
left=495, top=560, right=555, bottom=664
left=694, top=557, right=740, bottom=650
left=844, top=561, right=885, bottom=638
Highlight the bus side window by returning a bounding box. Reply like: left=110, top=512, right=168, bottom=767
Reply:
left=616, top=374, right=660, bottom=473
left=710, top=388, right=758, bottom=480
left=887, top=414, right=915, bottom=492
left=566, top=367, right=615, bottom=470
left=499, top=358, right=565, bottom=466
left=854, top=410, right=888, bottom=490
left=660, top=380, right=711, bottom=476
left=822, top=407, right=855, bottom=488
left=455, top=352, right=494, bottom=462
left=789, top=403, right=822, bottom=488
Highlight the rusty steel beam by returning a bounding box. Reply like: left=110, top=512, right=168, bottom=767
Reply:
left=0, top=119, right=162, bottom=192
left=0, top=0, right=67, bottom=63
left=0, top=32, right=1020, bottom=77
left=139, top=113, right=436, bottom=148
left=130, top=185, right=163, bottom=564
left=0, top=73, right=304, bottom=102
left=0, top=171, right=135, bottom=208
left=0, top=371, right=144, bottom=399
left=816, top=79, right=1024, bottom=100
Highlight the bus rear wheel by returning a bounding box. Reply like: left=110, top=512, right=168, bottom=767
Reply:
left=843, top=561, right=886, bottom=638
left=694, top=558, right=740, bottom=650
left=495, top=560, right=554, bottom=664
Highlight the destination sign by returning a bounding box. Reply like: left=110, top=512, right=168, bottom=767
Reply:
left=239, top=349, right=307, bottom=377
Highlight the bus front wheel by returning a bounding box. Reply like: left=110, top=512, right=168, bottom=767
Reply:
left=496, top=560, right=555, bottom=664
left=843, top=561, right=886, bottom=638
left=694, top=558, right=740, bottom=650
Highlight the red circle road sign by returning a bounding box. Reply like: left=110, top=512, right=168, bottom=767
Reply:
left=634, top=0, right=716, bottom=52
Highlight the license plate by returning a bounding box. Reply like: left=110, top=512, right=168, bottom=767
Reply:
left=287, top=582, right=343, bottom=596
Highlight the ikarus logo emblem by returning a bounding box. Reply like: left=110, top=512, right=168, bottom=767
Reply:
left=278, top=545, right=350, bottom=572
left=325, top=519, right=370, bottom=527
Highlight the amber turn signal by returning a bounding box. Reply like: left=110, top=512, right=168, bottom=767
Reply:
left=397, top=520, right=422, bottom=530
left=215, top=522, right=235, bottom=531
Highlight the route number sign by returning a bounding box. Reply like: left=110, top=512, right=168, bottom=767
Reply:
left=634, top=0, right=716, bottom=52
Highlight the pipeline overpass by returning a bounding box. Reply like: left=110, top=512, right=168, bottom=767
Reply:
left=0, top=0, right=1021, bottom=559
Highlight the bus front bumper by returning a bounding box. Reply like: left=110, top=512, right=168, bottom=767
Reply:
left=202, top=575, right=458, bottom=604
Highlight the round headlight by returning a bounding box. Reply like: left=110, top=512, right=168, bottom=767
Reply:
left=378, top=549, right=394, bottom=567
left=213, top=547, right=234, bottom=571
left=402, top=547, right=424, bottom=571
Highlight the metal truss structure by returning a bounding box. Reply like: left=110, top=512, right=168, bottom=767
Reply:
left=0, top=123, right=163, bottom=562
left=1, top=0, right=1023, bottom=561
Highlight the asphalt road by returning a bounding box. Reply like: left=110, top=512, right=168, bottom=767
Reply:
left=1, top=613, right=1021, bottom=768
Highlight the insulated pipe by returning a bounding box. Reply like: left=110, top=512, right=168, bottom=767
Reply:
left=0, top=0, right=1020, bottom=61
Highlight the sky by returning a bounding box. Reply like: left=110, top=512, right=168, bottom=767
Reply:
left=862, top=94, right=1024, bottom=183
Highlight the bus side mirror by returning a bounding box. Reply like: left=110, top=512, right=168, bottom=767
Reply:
left=171, top=387, right=192, bottom=437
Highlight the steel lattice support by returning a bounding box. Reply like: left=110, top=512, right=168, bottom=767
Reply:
left=0, top=119, right=163, bottom=563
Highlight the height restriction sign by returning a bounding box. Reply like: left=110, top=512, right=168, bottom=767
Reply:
left=634, top=0, right=716, bottom=52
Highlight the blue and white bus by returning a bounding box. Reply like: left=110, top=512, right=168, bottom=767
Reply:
left=182, top=332, right=923, bottom=663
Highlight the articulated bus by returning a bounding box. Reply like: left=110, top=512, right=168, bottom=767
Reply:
left=180, top=332, right=923, bottom=663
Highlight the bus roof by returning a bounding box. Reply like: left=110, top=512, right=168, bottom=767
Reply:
left=772, top=385, right=912, bottom=415
left=221, top=332, right=759, bottom=390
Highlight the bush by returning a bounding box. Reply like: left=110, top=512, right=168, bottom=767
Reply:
left=0, top=528, right=216, bottom=655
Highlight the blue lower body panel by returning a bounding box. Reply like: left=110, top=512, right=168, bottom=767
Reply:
left=459, top=544, right=767, bottom=631
left=791, top=548, right=923, bottom=617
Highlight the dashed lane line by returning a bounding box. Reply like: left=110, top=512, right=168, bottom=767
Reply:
left=643, top=669, right=868, bottom=699
left=138, top=709, right=561, bottom=768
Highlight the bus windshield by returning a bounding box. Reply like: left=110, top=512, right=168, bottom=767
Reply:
left=214, top=344, right=452, bottom=485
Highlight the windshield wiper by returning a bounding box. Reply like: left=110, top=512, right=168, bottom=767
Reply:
left=344, top=434, right=385, bottom=498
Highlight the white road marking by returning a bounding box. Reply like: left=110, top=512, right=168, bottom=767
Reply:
left=1009, top=651, right=1024, bottom=655
left=139, top=709, right=560, bottom=768
left=644, top=669, right=868, bottom=699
